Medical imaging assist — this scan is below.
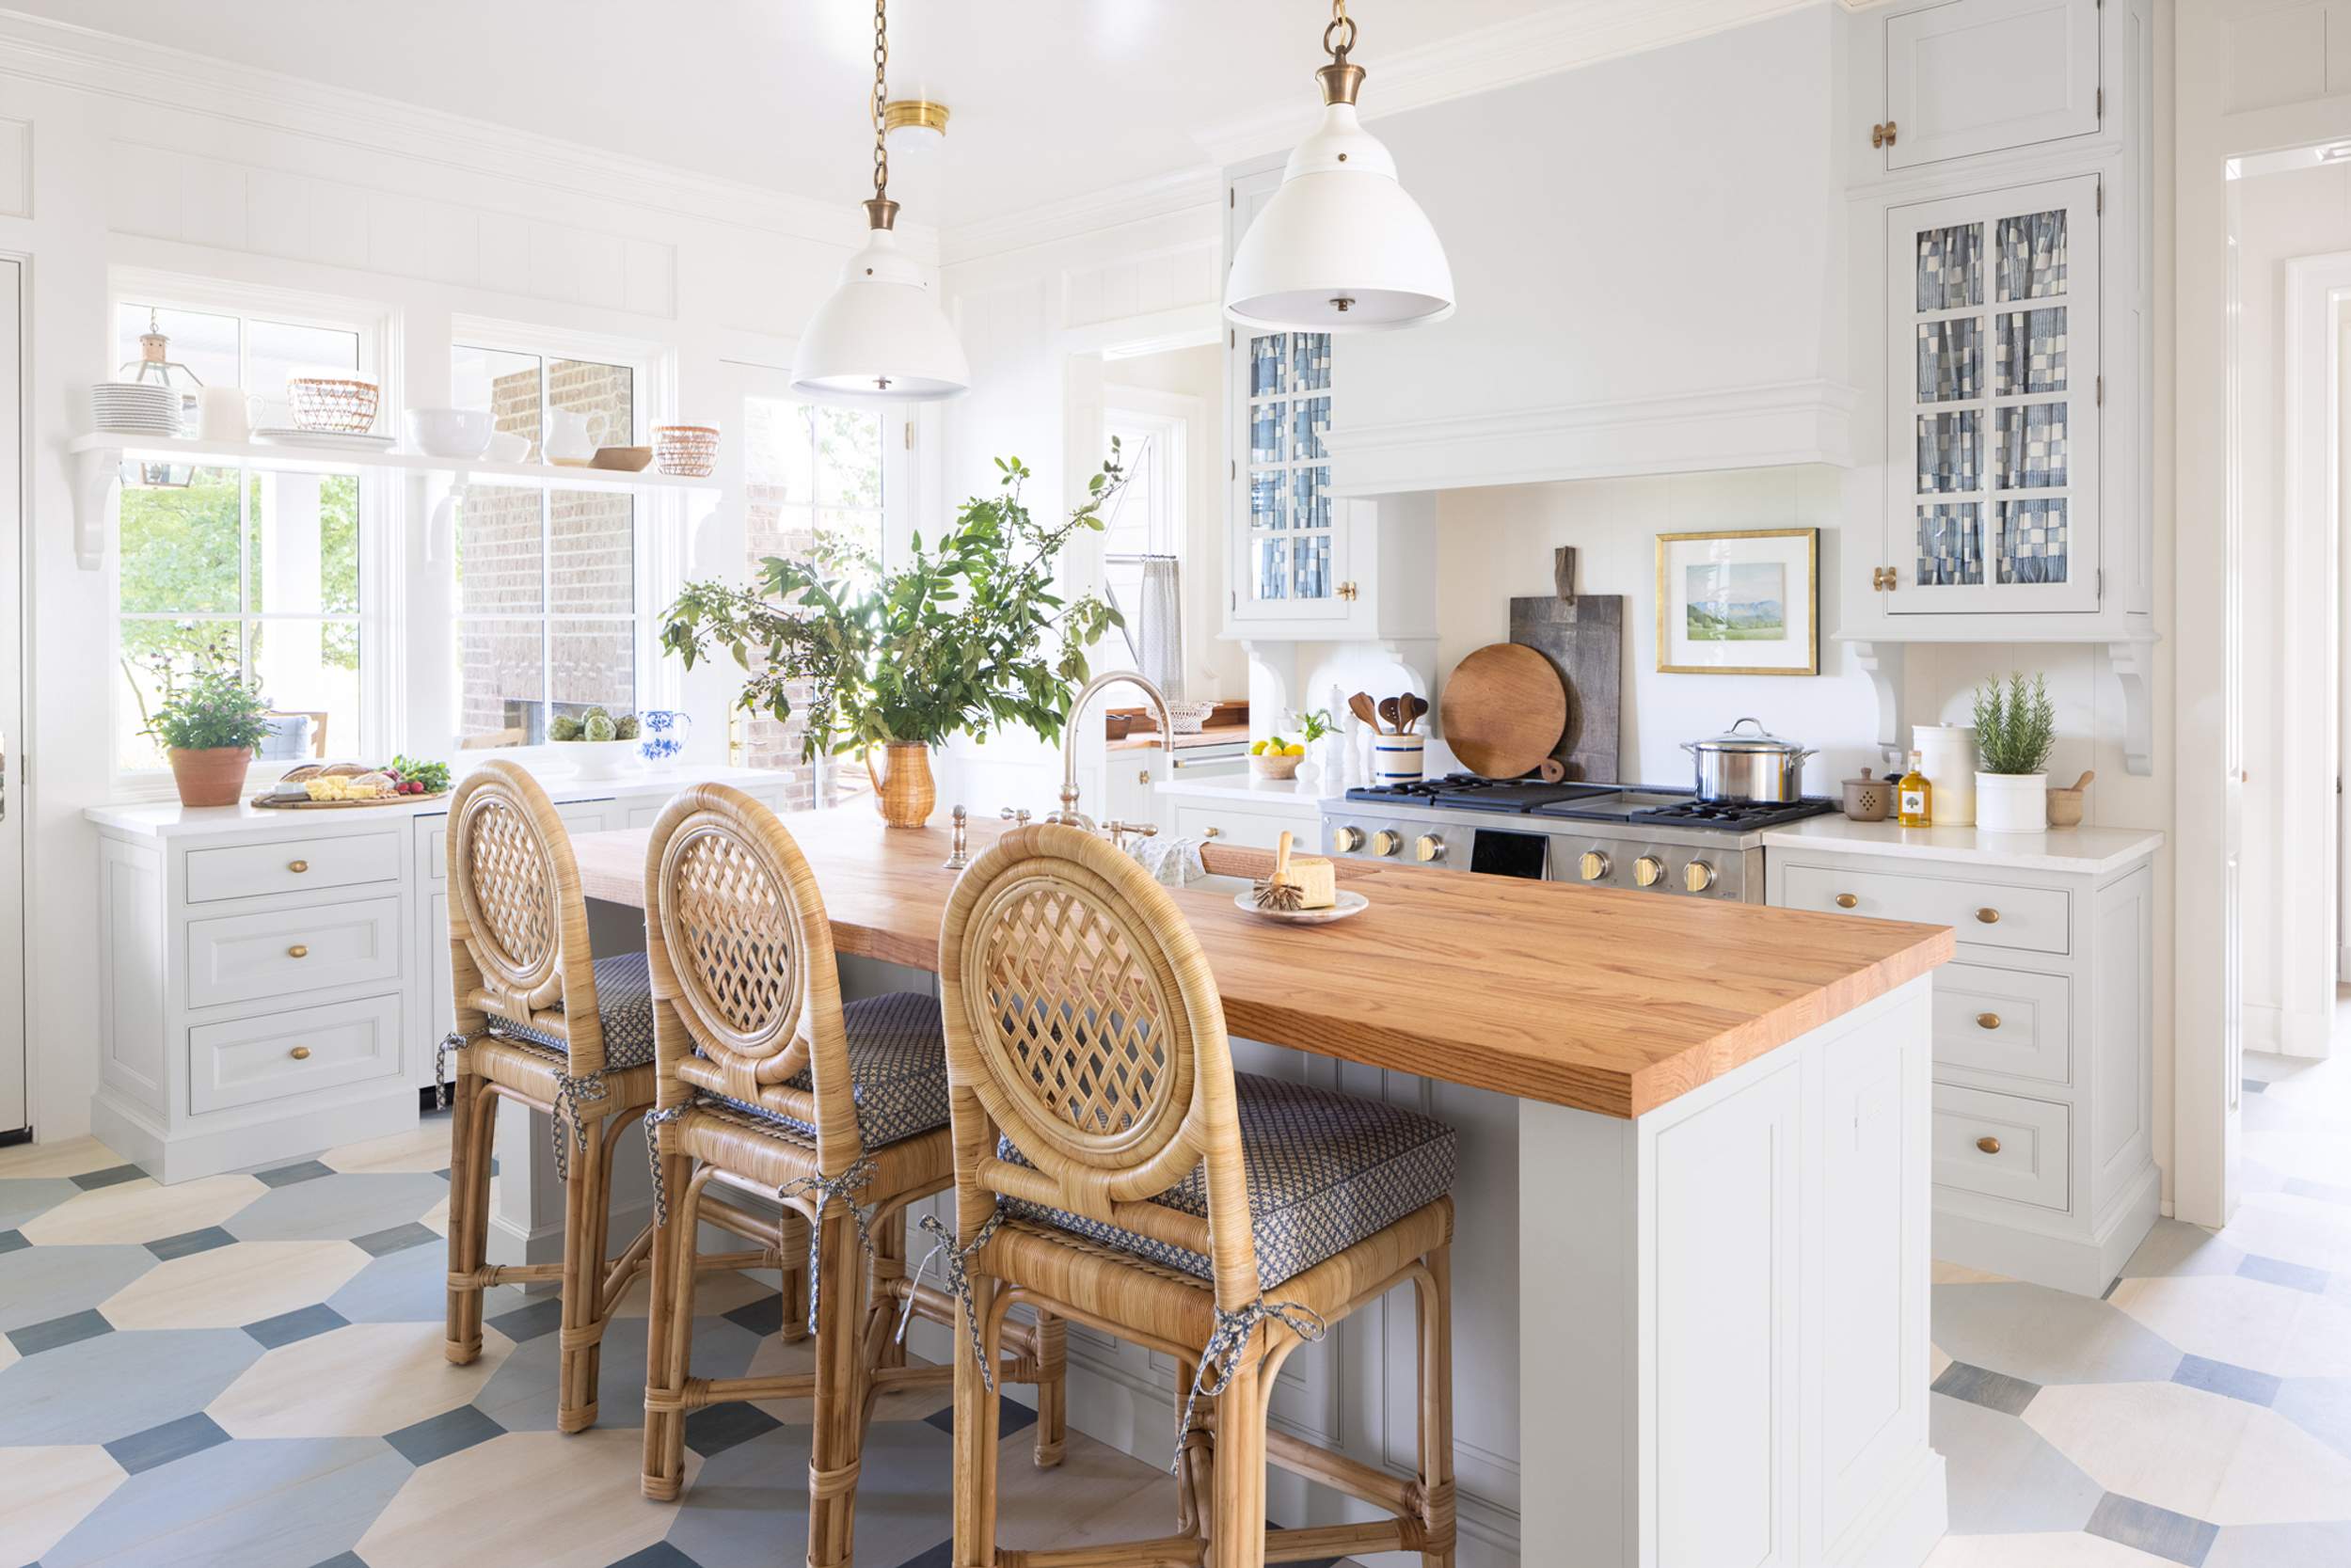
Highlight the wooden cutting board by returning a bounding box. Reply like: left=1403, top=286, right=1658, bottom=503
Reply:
left=1508, top=591, right=1623, bottom=784
left=1439, top=643, right=1568, bottom=779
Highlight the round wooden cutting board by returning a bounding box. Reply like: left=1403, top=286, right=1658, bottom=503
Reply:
left=1439, top=643, right=1567, bottom=779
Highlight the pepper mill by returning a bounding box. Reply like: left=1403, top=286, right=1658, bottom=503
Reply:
left=943, top=804, right=970, bottom=871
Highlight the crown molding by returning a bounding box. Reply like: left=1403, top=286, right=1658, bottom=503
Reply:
left=1197, top=0, right=1831, bottom=165
left=938, top=164, right=1222, bottom=269
left=0, top=7, right=927, bottom=259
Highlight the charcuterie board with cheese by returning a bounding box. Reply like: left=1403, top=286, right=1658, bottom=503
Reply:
left=250, top=756, right=452, bottom=808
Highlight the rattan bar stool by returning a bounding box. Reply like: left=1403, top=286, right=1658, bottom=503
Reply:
left=933, top=823, right=1460, bottom=1568
left=439, top=759, right=748, bottom=1433
left=637, top=784, right=1066, bottom=1567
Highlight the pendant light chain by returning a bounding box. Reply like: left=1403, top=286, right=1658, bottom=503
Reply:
left=1324, top=0, right=1356, bottom=64
left=871, top=0, right=891, bottom=204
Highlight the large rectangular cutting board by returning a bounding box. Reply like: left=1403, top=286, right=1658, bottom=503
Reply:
left=1508, top=593, right=1623, bottom=784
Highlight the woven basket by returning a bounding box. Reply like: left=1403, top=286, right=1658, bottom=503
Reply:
left=289, top=377, right=380, bottom=435
left=654, top=424, right=720, bottom=478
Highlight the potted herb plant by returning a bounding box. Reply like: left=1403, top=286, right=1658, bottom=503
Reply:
left=136, top=661, right=276, bottom=807
left=660, top=451, right=1125, bottom=827
left=1971, top=672, right=2057, bottom=832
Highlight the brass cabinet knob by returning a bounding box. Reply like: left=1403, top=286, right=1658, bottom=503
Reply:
left=1579, top=850, right=1612, bottom=882
left=1200, top=826, right=1221, bottom=839
left=289, top=1046, right=312, bottom=1061
left=1975, top=1135, right=2001, bottom=1155
left=1331, top=826, right=1365, bottom=853
left=288, top=859, right=310, bottom=873
left=287, top=944, right=310, bottom=959
left=1414, top=834, right=1444, bottom=863
left=1835, top=893, right=1859, bottom=909
left=1137, top=768, right=1152, bottom=784
left=1976, top=907, right=2001, bottom=924
left=1976, top=1011, right=2001, bottom=1031
left=1683, top=860, right=1716, bottom=893
left=1371, top=831, right=1402, bottom=857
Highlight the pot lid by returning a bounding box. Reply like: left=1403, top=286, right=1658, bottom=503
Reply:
left=1689, top=717, right=1807, bottom=754
left=1842, top=768, right=1880, bottom=785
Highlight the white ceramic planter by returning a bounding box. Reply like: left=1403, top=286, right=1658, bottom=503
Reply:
left=1370, top=732, right=1425, bottom=784
left=1974, top=770, right=2048, bottom=832
left=1914, top=723, right=1978, bottom=826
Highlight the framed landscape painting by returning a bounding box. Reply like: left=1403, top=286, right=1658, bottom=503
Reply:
left=1655, top=528, right=1819, bottom=675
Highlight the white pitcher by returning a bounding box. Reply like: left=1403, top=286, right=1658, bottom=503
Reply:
left=546, top=408, right=605, bottom=464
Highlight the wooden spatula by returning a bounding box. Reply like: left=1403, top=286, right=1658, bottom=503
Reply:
left=1348, top=691, right=1384, bottom=733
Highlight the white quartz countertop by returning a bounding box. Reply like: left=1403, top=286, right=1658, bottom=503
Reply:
left=1153, top=775, right=1343, bottom=809
left=1759, top=815, right=2165, bottom=875
left=87, top=763, right=786, bottom=840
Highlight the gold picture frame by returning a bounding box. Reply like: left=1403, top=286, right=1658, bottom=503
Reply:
left=1655, top=528, right=1819, bottom=676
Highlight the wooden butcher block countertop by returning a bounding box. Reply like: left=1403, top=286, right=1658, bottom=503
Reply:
left=570, top=806, right=1952, bottom=1119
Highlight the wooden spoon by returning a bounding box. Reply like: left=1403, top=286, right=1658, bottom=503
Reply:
left=1348, top=691, right=1384, bottom=734
left=1401, top=693, right=1428, bottom=734
left=1378, top=696, right=1403, bottom=734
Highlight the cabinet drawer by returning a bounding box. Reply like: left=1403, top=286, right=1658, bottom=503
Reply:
left=1780, top=863, right=2067, bottom=955
left=189, top=993, right=402, bottom=1114
left=1934, top=963, right=2071, bottom=1086
left=1168, top=803, right=1317, bottom=852
left=186, top=832, right=401, bottom=904
left=1932, top=1085, right=2069, bottom=1212
left=186, top=896, right=401, bottom=1009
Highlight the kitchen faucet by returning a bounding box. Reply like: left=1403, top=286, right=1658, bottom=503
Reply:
left=1046, top=669, right=1173, bottom=848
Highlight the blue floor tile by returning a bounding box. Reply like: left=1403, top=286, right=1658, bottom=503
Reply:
left=722, top=1292, right=786, bottom=1338
left=1930, top=1359, right=2041, bottom=1417
left=7, top=1307, right=114, bottom=1357
left=488, top=1295, right=564, bottom=1343
left=352, top=1221, right=438, bottom=1258
left=2175, top=1354, right=2282, bottom=1407
left=608, top=1544, right=701, bottom=1568
left=384, top=1402, right=505, bottom=1466
left=2087, top=1491, right=2219, bottom=1566
left=104, top=1411, right=230, bottom=1476
left=253, top=1159, right=334, bottom=1190
left=0, top=1244, right=160, bottom=1334
left=0, top=1228, right=25, bottom=1256
left=147, top=1225, right=237, bottom=1261
left=45, top=1435, right=405, bottom=1568
left=2238, top=1253, right=2329, bottom=1293
left=69, top=1164, right=145, bottom=1192
left=923, top=1392, right=1038, bottom=1442
left=682, top=1400, right=782, bottom=1460
left=307, top=1555, right=370, bottom=1568
left=244, top=1302, right=349, bottom=1350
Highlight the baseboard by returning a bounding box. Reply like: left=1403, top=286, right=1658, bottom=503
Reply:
left=2244, top=1003, right=2283, bottom=1053
left=92, top=1084, right=416, bottom=1184
left=1933, top=1162, right=2160, bottom=1296
left=1828, top=1448, right=1948, bottom=1568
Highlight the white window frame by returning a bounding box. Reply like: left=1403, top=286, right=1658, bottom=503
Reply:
left=106, top=271, right=395, bottom=794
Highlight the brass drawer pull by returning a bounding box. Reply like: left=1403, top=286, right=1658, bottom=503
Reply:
left=1975, top=907, right=2000, bottom=924
left=287, top=944, right=310, bottom=959
left=289, top=1046, right=312, bottom=1061
left=1976, top=1011, right=2001, bottom=1031
left=1975, top=1135, right=2001, bottom=1155
left=288, top=859, right=310, bottom=874
left=1201, top=826, right=1221, bottom=839
left=1137, top=768, right=1152, bottom=784
left=1835, top=893, right=1858, bottom=909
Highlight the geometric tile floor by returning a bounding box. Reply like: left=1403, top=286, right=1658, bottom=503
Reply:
left=0, top=1116, right=1369, bottom=1568
left=1921, top=1044, right=2351, bottom=1568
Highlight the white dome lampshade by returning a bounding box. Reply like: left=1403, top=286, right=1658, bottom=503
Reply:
left=1225, top=49, right=1454, bottom=333
left=790, top=198, right=970, bottom=405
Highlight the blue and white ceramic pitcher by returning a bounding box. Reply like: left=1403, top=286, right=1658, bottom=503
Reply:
left=637, top=709, right=692, bottom=764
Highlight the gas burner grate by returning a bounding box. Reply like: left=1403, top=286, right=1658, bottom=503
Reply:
left=1628, top=797, right=1841, bottom=830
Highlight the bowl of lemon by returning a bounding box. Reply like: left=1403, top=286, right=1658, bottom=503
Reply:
left=1249, top=734, right=1307, bottom=780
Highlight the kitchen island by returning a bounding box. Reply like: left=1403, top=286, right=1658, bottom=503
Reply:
left=572, top=806, right=1955, bottom=1568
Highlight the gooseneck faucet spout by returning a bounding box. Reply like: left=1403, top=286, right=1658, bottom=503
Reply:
left=1055, top=670, right=1174, bottom=836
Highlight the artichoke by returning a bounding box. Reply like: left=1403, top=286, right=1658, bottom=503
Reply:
left=613, top=714, right=640, bottom=740
left=549, top=714, right=584, bottom=742
left=583, top=712, right=617, bottom=743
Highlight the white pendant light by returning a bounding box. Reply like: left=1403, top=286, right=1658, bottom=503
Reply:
left=1226, top=0, right=1454, bottom=334
left=790, top=1, right=969, bottom=404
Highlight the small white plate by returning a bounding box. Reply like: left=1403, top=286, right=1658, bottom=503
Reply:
left=254, top=428, right=394, bottom=449
left=1232, top=888, right=1370, bottom=925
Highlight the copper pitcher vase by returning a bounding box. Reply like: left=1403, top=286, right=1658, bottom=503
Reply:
left=864, top=741, right=936, bottom=829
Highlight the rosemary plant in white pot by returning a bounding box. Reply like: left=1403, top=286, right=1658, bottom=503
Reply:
left=1971, top=673, right=2057, bottom=832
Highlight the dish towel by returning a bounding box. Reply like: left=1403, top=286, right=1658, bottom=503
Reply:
left=1129, top=834, right=1209, bottom=887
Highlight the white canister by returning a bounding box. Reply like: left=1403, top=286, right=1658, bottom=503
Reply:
left=1914, top=723, right=1978, bottom=826
left=1975, top=771, right=2049, bottom=832
left=1370, top=732, right=1425, bottom=784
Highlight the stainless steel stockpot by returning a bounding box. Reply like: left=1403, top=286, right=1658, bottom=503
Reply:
left=1680, top=717, right=1817, bottom=803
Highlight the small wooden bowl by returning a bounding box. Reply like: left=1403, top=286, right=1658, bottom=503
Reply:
left=1253, top=752, right=1302, bottom=780
left=591, top=445, right=654, bottom=471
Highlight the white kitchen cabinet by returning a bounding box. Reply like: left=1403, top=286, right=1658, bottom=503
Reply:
left=1881, top=0, right=2102, bottom=171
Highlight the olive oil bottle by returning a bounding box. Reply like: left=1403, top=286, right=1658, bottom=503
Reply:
left=1898, top=750, right=1932, bottom=827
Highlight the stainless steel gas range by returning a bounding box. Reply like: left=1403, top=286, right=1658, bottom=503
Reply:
left=1319, top=775, right=1840, bottom=902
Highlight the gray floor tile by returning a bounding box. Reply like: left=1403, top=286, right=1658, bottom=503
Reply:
left=325, top=1240, right=525, bottom=1325
left=2206, top=1520, right=2351, bottom=1568
left=244, top=1302, right=349, bottom=1350
left=351, top=1220, right=438, bottom=1258
left=1931, top=1359, right=2041, bottom=1416
left=306, top=1555, right=370, bottom=1568
left=664, top=1418, right=957, bottom=1568
left=146, top=1224, right=237, bottom=1261
left=43, top=1435, right=408, bottom=1568
left=104, top=1410, right=230, bottom=1475
left=2086, top=1492, right=2220, bottom=1567
left=0, top=1177, right=79, bottom=1229
left=1932, top=1280, right=2184, bottom=1386
left=2282, top=1176, right=2351, bottom=1206
left=2172, top=1354, right=2281, bottom=1406
left=0, top=1227, right=25, bottom=1256
left=2241, top=1077, right=2267, bottom=1095
left=487, top=1294, right=564, bottom=1343
left=2237, top=1253, right=2329, bottom=1292
left=7, top=1307, right=114, bottom=1357
left=924, top=1391, right=1040, bottom=1441
left=474, top=1313, right=762, bottom=1434
left=70, top=1164, right=146, bottom=1192
left=384, top=1402, right=505, bottom=1466
left=721, top=1291, right=786, bottom=1338
left=0, top=1244, right=158, bottom=1333
left=252, top=1159, right=335, bottom=1190
left=2121, top=1218, right=2251, bottom=1280
left=681, top=1400, right=782, bottom=1460
left=1930, top=1392, right=2105, bottom=1535
left=2272, top=1376, right=2351, bottom=1464
left=227, top=1172, right=446, bottom=1241
left=608, top=1544, right=701, bottom=1568
left=0, top=1326, right=262, bottom=1446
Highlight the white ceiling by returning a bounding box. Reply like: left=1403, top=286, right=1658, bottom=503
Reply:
left=9, top=0, right=1591, bottom=229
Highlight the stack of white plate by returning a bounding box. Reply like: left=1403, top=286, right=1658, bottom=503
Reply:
left=91, top=382, right=183, bottom=436
left=252, top=428, right=396, bottom=451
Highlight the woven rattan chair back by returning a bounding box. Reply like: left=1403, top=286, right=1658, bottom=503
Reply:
left=940, top=822, right=1257, bottom=1304
left=643, top=784, right=861, bottom=1173
left=447, top=759, right=610, bottom=1078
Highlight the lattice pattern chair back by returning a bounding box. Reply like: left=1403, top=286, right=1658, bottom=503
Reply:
left=447, top=760, right=611, bottom=1077
left=643, top=784, right=861, bottom=1173
left=940, top=823, right=1257, bottom=1305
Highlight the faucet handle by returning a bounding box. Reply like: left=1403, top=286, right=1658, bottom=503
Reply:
left=999, top=807, right=1032, bottom=826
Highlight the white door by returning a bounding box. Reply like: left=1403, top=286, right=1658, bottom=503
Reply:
left=0, top=258, right=24, bottom=1134
left=1884, top=0, right=2101, bottom=170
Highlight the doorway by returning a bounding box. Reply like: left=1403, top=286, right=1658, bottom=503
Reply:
left=1, top=256, right=24, bottom=1137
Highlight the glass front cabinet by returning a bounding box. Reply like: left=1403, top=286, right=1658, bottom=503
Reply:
left=1884, top=174, right=2101, bottom=615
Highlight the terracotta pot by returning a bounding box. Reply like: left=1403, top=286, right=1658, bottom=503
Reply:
left=168, top=745, right=252, bottom=807
left=864, top=741, right=936, bottom=829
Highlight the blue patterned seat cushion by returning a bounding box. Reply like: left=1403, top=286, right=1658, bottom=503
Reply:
left=1000, top=1072, right=1455, bottom=1291
left=704, top=991, right=950, bottom=1150
left=490, top=951, right=657, bottom=1072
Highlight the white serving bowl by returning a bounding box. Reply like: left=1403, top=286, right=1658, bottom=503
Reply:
left=405, top=407, right=495, bottom=459
left=553, top=738, right=639, bottom=779
left=486, top=430, right=531, bottom=463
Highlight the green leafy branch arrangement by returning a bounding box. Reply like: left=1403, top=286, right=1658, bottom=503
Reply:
left=132, top=657, right=276, bottom=754
left=1972, top=672, right=2057, bottom=776
left=660, top=450, right=1127, bottom=758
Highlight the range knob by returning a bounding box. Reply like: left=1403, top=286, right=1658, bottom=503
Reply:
left=1633, top=855, right=1665, bottom=888
left=1331, top=825, right=1365, bottom=853
left=1683, top=860, right=1716, bottom=894
left=1371, top=830, right=1403, bottom=858
left=1578, top=849, right=1612, bottom=882
left=1415, top=833, right=1445, bottom=863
